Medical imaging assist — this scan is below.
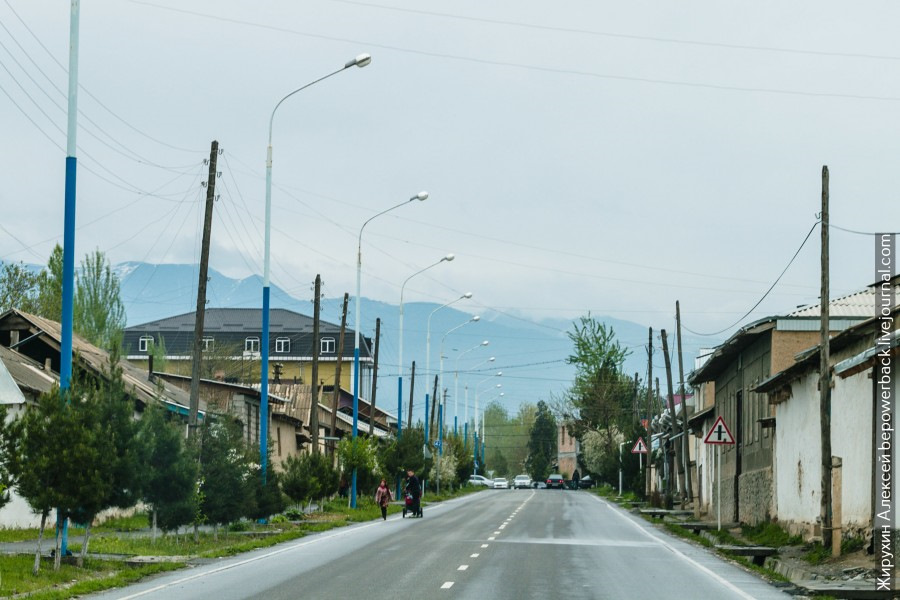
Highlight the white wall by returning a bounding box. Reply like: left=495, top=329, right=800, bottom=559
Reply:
left=775, top=368, right=873, bottom=537
left=774, top=375, right=821, bottom=535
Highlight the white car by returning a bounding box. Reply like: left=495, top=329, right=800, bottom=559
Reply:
left=513, top=474, right=532, bottom=489
left=492, top=477, right=509, bottom=489
left=468, top=475, right=491, bottom=486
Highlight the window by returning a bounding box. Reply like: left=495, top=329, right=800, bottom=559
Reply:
left=139, top=336, right=153, bottom=352
left=321, top=337, right=336, bottom=354
left=202, top=337, right=214, bottom=352
left=276, top=337, right=290, bottom=353
left=245, top=337, right=260, bottom=353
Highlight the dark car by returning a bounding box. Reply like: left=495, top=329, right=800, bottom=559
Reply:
left=579, top=476, right=595, bottom=489
left=546, top=474, right=565, bottom=489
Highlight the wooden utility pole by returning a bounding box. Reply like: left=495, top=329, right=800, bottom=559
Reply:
left=407, top=360, right=416, bottom=429
left=661, top=330, right=684, bottom=501
left=820, top=165, right=833, bottom=548
left=646, top=327, right=653, bottom=497
left=676, top=301, right=693, bottom=506
left=188, top=140, right=219, bottom=435
left=368, top=318, right=380, bottom=435
left=633, top=372, right=640, bottom=423
left=329, top=293, right=349, bottom=456
left=429, top=375, right=439, bottom=441
left=310, top=275, right=321, bottom=453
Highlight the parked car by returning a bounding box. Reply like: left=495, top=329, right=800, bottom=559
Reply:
left=513, top=474, right=532, bottom=489
left=545, top=474, right=566, bottom=489
left=468, top=475, right=491, bottom=486
left=492, top=477, right=509, bottom=489
left=579, top=476, right=595, bottom=489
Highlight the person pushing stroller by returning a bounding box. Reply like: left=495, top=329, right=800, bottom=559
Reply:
left=403, top=468, right=422, bottom=518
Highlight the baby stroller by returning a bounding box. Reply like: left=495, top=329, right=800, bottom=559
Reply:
left=402, top=492, right=422, bottom=518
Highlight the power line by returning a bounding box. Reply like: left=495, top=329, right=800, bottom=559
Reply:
left=682, top=220, right=821, bottom=337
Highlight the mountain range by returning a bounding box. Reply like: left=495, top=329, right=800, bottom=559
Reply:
left=113, top=262, right=712, bottom=423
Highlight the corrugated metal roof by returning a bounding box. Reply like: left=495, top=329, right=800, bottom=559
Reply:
left=788, top=276, right=899, bottom=318
left=0, top=352, right=27, bottom=405
left=126, top=308, right=344, bottom=335
left=0, top=346, right=54, bottom=399
left=1, top=309, right=194, bottom=412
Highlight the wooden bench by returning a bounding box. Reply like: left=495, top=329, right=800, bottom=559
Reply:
left=639, top=509, right=693, bottom=520
left=715, top=544, right=777, bottom=566
left=679, top=521, right=739, bottom=534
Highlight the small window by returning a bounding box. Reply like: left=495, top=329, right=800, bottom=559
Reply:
left=321, top=337, right=336, bottom=354
left=202, top=337, right=214, bottom=352
left=139, top=336, right=153, bottom=352
left=276, top=337, right=290, bottom=353
left=245, top=337, right=260, bottom=353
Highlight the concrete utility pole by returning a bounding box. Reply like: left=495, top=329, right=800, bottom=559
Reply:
left=329, top=293, right=348, bottom=457
left=310, top=275, right=321, bottom=453
left=676, top=301, right=693, bottom=506
left=368, top=318, right=380, bottom=435
left=189, top=140, right=219, bottom=435
left=646, top=327, right=653, bottom=498
left=820, top=166, right=833, bottom=548
left=407, top=361, right=416, bottom=429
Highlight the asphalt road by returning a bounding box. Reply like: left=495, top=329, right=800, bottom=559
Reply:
left=88, top=490, right=795, bottom=600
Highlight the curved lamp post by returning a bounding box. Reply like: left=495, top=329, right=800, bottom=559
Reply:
left=473, top=375, right=501, bottom=475
left=438, top=316, right=479, bottom=453
left=261, top=53, right=371, bottom=485
left=454, top=340, right=489, bottom=436
left=463, top=355, right=494, bottom=446
left=398, top=254, right=454, bottom=439
left=424, top=292, right=472, bottom=443
left=352, top=191, right=428, bottom=508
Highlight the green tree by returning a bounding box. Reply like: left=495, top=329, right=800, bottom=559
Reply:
left=526, top=400, right=557, bottom=481
left=337, top=436, right=380, bottom=496
left=15, top=386, right=101, bottom=572
left=281, top=452, right=338, bottom=510
left=0, top=261, right=39, bottom=313
left=138, top=404, right=198, bottom=541
left=33, top=244, right=63, bottom=320
left=0, top=405, right=21, bottom=510
left=248, top=455, right=286, bottom=521
left=74, top=249, right=126, bottom=351
left=197, top=418, right=254, bottom=537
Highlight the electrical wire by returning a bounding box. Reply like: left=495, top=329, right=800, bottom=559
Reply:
left=682, top=220, right=821, bottom=337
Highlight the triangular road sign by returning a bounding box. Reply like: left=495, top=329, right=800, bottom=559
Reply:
left=703, top=416, right=735, bottom=445
left=631, top=437, right=648, bottom=454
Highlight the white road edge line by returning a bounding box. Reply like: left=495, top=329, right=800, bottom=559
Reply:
left=590, top=495, right=757, bottom=600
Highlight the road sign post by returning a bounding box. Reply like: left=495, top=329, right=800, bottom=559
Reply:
left=703, top=416, right=735, bottom=530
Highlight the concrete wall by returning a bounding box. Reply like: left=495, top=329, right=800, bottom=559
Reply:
left=773, top=340, right=874, bottom=540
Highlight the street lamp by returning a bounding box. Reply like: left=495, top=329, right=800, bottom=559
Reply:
left=352, top=191, right=428, bottom=508
left=438, top=316, right=480, bottom=453
left=398, top=254, right=454, bottom=438
left=474, top=373, right=502, bottom=440
left=261, top=53, right=371, bottom=485
left=454, top=340, right=489, bottom=436
left=463, top=355, right=494, bottom=447
left=424, top=292, right=472, bottom=443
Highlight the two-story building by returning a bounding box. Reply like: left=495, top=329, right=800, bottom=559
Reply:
left=123, top=308, right=372, bottom=394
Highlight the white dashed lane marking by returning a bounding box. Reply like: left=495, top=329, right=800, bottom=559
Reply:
left=441, top=582, right=454, bottom=589
left=470, top=553, right=479, bottom=558
left=458, top=565, right=469, bottom=571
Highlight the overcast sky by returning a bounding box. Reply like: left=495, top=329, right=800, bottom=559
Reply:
left=1, top=1, right=898, bottom=357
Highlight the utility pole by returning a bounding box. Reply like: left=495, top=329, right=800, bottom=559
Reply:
left=429, top=375, right=439, bottom=441
left=368, top=317, right=380, bottom=435
left=329, top=293, right=348, bottom=457
left=661, top=330, right=684, bottom=502
left=676, top=301, right=693, bottom=506
left=820, top=165, right=833, bottom=548
left=646, top=327, right=653, bottom=498
left=310, top=275, right=321, bottom=453
left=407, top=361, right=416, bottom=429
left=189, top=140, right=219, bottom=435
left=633, top=372, right=640, bottom=424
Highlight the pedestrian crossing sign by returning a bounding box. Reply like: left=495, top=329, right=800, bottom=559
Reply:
left=703, top=416, right=735, bottom=445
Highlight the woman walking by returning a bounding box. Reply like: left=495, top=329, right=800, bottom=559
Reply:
left=375, top=479, right=393, bottom=520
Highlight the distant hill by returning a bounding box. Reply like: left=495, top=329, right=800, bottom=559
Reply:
left=5, top=260, right=711, bottom=422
